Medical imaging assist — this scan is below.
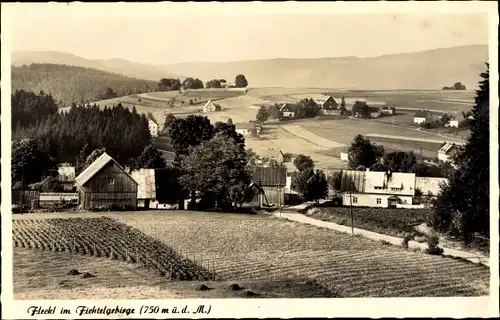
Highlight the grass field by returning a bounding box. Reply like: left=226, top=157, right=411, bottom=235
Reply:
left=304, top=207, right=433, bottom=238
left=12, top=211, right=489, bottom=298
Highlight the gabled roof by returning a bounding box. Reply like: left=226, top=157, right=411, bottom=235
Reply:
left=280, top=103, right=295, bottom=111
left=439, top=142, right=457, bottom=154
left=414, top=109, right=433, bottom=118
left=147, top=113, right=158, bottom=125
left=312, top=94, right=335, bottom=104
left=339, top=170, right=366, bottom=192
left=74, top=152, right=138, bottom=187
left=252, top=165, right=287, bottom=186
left=261, top=148, right=284, bottom=160
left=204, top=100, right=216, bottom=108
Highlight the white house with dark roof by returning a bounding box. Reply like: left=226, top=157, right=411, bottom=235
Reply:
left=203, top=100, right=221, bottom=113
left=147, top=116, right=159, bottom=137
left=235, top=122, right=256, bottom=136
left=312, top=94, right=339, bottom=115
left=280, top=103, right=295, bottom=118
left=340, top=170, right=416, bottom=208
left=413, top=109, right=433, bottom=124
left=437, top=142, right=459, bottom=162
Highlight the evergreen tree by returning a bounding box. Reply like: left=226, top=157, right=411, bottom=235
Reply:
left=135, top=145, right=167, bottom=169
left=432, top=64, right=489, bottom=243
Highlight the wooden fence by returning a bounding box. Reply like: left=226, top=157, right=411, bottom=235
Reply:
left=12, top=190, right=40, bottom=206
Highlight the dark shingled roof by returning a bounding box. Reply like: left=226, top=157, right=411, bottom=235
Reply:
left=252, top=165, right=287, bottom=186
left=414, top=109, right=432, bottom=118
left=339, top=170, right=366, bottom=192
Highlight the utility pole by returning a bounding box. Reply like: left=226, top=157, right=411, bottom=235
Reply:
left=349, top=176, right=354, bottom=236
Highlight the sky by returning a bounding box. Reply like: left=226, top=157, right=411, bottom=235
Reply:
left=5, top=3, right=490, bottom=65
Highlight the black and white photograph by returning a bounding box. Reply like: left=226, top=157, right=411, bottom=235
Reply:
left=1, top=1, right=498, bottom=318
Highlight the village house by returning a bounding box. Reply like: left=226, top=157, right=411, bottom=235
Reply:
left=258, top=148, right=285, bottom=165
left=57, top=163, right=76, bottom=191
left=280, top=103, right=296, bottom=119
left=381, top=105, right=396, bottom=115
left=147, top=115, right=159, bottom=137
left=203, top=100, right=221, bottom=113
left=445, top=119, right=459, bottom=128
left=313, top=94, right=340, bottom=116
left=235, top=122, right=256, bottom=136
left=413, top=109, right=433, bottom=124
left=130, top=168, right=156, bottom=209
left=74, top=152, right=138, bottom=210
left=340, top=170, right=416, bottom=208
left=367, top=106, right=383, bottom=118
left=339, top=147, right=349, bottom=162
left=437, top=142, right=459, bottom=163
left=249, top=165, right=287, bottom=207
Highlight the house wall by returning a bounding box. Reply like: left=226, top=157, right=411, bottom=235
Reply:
left=236, top=128, right=251, bottom=135
left=342, top=193, right=413, bottom=208
left=381, top=109, right=395, bottom=115
left=261, top=186, right=285, bottom=206
left=438, top=152, right=451, bottom=162
left=80, top=162, right=137, bottom=210
left=414, top=117, right=427, bottom=124
left=283, top=111, right=295, bottom=118
left=370, top=111, right=381, bottom=118
left=323, top=109, right=341, bottom=116
left=340, top=152, right=349, bottom=161
left=149, top=121, right=159, bottom=137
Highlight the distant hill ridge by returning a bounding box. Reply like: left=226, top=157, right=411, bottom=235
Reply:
left=12, top=63, right=157, bottom=107
left=12, top=44, right=488, bottom=90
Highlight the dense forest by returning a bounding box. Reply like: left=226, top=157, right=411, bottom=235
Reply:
left=12, top=63, right=157, bottom=107
left=12, top=90, right=151, bottom=167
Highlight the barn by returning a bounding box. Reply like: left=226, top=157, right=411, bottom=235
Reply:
left=250, top=165, right=287, bottom=207
left=74, top=152, right=138, bottom=210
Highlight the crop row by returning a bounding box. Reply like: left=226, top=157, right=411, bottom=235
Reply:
left=12, top=217, right=212, bottom=281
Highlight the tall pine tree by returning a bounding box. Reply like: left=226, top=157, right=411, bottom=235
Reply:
left=432, top=63, right=489, bottom=243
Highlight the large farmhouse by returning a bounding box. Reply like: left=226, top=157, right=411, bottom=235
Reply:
left=313, top=94, right=339, bottom=116
left=235, top=122, right=256, bottom=136
left=340, top=170, right=416, bottom=208
left=338, top=169, right=449, bottom=208
left=74, top=152, right=138, bottom=210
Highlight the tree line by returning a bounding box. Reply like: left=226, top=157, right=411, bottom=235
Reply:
left=346, top=134, right=455, bottom=178
left=156, top=74, right=248, bottom=92
left=12, top=64, right=157, bottom=107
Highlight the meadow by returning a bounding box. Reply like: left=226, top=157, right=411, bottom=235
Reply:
left=88, top=87, right=472, bottom=166
left=12, top=211, right=489, bottom=299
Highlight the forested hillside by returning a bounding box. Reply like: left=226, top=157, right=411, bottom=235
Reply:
left=11, top=63, right=157, bottom=107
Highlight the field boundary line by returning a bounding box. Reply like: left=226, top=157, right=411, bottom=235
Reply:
left=273, top=211, right=489, bottom=267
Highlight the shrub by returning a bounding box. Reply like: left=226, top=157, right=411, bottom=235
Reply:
left=424, top=234, right=444, bottom=255
left=402, top=233, right=414, bottom=249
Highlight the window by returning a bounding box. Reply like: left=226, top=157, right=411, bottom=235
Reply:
left=376, top=198, right=382, bottom=204
left=391, top=187, right=402, bottom=191
left=109, top=178, right=115, bottom=186
left=374, top=186, right=383, bottom=190
left=352, top=197, right=358, bottom=204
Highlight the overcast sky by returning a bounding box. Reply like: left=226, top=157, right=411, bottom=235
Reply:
left=5, top=3, right=490, bottom=65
